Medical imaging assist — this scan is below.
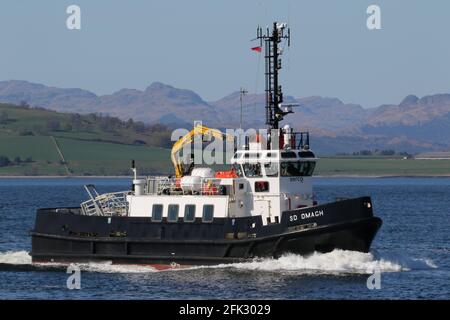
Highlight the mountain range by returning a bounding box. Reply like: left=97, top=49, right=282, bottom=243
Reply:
left=1, top=80, right=449, bottom=154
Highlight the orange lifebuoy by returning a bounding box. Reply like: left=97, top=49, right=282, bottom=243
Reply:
left=215, top=169, right=237, bottom=179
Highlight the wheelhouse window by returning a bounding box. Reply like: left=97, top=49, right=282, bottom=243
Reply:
left=264, top=162, right=278, bottom=177
left=184, top=205, right=196, bottom=222
left=152, top=204, right=163, bottom=221
left=242, top=163, right=262, bottom=177
left=244, top=153, right=260, bottom=159
left=281, top=151, right=297, bottom=159
left=202, top=205, right=214, bottom=222
left=280, top=161, right=316, bottom=177
left=255, top=181, right=269, bottom=192
left=298, top=150, right=315, bottom=158
left=167, top=204, right=179, bottom=222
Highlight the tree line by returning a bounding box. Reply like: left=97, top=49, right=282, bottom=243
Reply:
left=337, top=149, right=412, bottom=157
left=0, top=104, right=173, bottom=148
left=0, top=156, right=33, bottom=167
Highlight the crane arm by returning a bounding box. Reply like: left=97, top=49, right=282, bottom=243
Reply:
left=171, top=124, right=234, bottom=178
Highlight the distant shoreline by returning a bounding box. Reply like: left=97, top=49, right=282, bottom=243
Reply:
left=314, top=174, right=450, bottom=178
left=1, top=174, right=450, bottom=179
left=0, top=175, right=132, bottom=179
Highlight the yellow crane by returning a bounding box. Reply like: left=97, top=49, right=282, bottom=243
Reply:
left=171, top=124, right=235, bottom=178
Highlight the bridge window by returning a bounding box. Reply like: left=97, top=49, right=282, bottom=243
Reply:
left=280, top=161, right=316, bottom=177
left=202, top=205, right=214, bottom=222
left=184, top=205, right=196, bottom=222
left=255, top=181, right=269, bottom=192
left=151, top=204, right=163, bottom=221
left=244, top=153, right=260, bottom=159
left=264, top=162, right=278, bottom=177
left=167, top=204, right=179, bottom=222
left=242, top=163, right=262, bottom=177
left=281, top=151, right=297, bottom=159
left=298, top=151, right=315, bottom=158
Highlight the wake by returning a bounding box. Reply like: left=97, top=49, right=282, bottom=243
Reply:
left=206, top=250, right=437, bottom=274
left=0, top=251, right=157, bottom=273
left=0, top=249, right=437, bottom=274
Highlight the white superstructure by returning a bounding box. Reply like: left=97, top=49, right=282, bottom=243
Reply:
left=120, top=125, right=317, bottom=226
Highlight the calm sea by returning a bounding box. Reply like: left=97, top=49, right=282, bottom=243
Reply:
left=0, top=177, right=448, bottom=299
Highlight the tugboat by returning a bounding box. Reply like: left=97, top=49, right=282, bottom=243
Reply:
left=30, top=22, right=382, bottom=268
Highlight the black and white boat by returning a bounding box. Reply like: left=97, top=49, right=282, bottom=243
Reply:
left=30, top=22, right=382, bottom=269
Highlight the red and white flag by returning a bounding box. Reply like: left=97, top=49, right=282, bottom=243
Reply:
left=251, top=46, right=262, bottom=53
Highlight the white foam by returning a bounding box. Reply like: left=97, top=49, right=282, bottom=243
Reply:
left=203, top=250, right=413, bottom=274
left=75, top=261, right=158, bottom=273
left=0, top=250, right=32, bottom=265
left=0, top=251, right=157, bottom=273
left=373, top=251, right=438, bottom=270
left=0, top=249, right=438, bottom=275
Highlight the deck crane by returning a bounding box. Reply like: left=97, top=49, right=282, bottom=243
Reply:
left=171, top=124, right=235, bottom=178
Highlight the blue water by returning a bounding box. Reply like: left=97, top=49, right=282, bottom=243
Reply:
left=0, top=177, right=448, bottom=299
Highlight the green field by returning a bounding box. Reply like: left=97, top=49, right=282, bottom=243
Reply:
left=315, top=157, right=450, bottom=176
left=57, top=138, right=170, bottom=175
left=0, top=135, right=172, bottom=176
left=0, top=135, right=449, bottom=176
left=0, top=103, right=174, bottom=175
left=1, top=102, right=450, bottom=176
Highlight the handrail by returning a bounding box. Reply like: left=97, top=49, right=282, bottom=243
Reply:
left=80, top=190, right=129, bottom=216
left=146, top=176, right=230, bottom=196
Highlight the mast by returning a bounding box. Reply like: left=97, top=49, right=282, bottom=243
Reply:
left=256, top=22, right=291, bottom=130
left=239, top=87, right=248, bottom=130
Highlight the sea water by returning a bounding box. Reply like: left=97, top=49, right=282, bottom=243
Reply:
left=0, top=177, right=448, bottom=299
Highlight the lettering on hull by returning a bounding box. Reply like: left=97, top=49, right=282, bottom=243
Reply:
left=289, top=210, right=324, bottom=222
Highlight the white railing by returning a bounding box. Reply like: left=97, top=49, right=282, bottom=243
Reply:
left=146, top=176, right=227, bottom=196
left=80, top=191, right=129, bottom=216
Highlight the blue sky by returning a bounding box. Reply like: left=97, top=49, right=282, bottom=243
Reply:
left=0, top=0, right=449, bottom=107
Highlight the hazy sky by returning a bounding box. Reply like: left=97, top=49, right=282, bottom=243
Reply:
left=0, top=0, right=449, bottom=107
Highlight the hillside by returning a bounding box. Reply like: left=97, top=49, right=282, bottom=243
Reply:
left=0, top=80, right=98, bottom=114
left=1, top=80, right=450, bottom=154
left=0, top=103, right=173, bottom=175
left=0, top=81, right=222, bottom=127
left=0, top=102, right=172, bottom=146
left=355, top=94, right=450, bottom=146
left=211, top=93, right=370, bottom=132
left=1, top=102, right=450, bottom=176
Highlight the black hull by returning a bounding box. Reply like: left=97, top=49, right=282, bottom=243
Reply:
left=30, top=197, right=382, bottom=266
